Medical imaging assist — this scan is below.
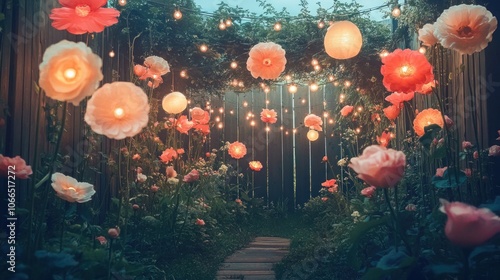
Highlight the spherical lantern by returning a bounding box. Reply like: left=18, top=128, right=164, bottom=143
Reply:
left=413, top=108, right=444, bottom=136
left=324, top=20, right=363, bottom=60
left=307, top=129, right=319, bottom=141
left=162, top=92, right=187, bottom=114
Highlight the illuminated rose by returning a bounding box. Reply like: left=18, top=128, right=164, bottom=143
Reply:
left=175, top=115, right=194, bottom=134
left=413, top=108, right=444, bottom=137
left=260, top=109, right=278, bottom=124
left=385, top=92, right=414, bottom=105
left=304, top=114, right=323, bottom=131
left=249, top=161, right=263, bottom=171
left=340, top=105, right=354, bottom=117
left=418, top=23, right=438, bottom=47
left=159, top=148, right=178, bottom=163
left=228, top=141, right=247, bottom=159
left=191, top=107, right=210, bottom=124
left=39, top=40, right=103, bottom=106
left=51, top=172, right=95, bottom=203
left=0, top=155, right=33, bottom=179
left=246, top=42, right=287, bottom=80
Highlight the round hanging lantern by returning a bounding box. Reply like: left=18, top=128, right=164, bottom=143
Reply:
left=307, top=129, right=319, bottom=141
left=162, top=91, right=187, bottom=114
left=324, top=20, right=363, bottom=60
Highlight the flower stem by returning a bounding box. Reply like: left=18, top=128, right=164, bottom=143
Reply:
left=107, top=239, right=114, bottom=280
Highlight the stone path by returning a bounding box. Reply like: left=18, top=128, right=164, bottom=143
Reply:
left=216, top=237, right=291, bottom=280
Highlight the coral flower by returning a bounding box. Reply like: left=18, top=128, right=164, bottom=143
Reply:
left=108, top=227, right=120, bottom=239
left=246, top=42, right=287, bottom=80
left=349, top=145, right=406, bottom=188
left=177, top=148, right=185, bottom=155
left=418, top=23, right=438, bottom=46
left=159, top=148, right=178, bottom=163
left=489, top=145, right=500, bottom=157
left=51, top=172, right=95, bottom=203
left=377, top=131, right=392, bottom=148
left=194, top=124, right=210, bottom=135
left=360, top=186, right=376, bottom=198
left=462, top=141, right=473, bottom=150
left=340, top=105, right=354, bottom=117
left=418, top=80, right=436, bottom=94
left=321, top=156, right=328, bottom=163
left=39, top=40, right=103, bottom=106
left=0, top=155, right=33, bottom=179
left=435, top=166, right=448, bottom=177
left=191, top=107, right=210, bottom=124
left=385, top=92, right=414, bottom=105
left=260, top=109, right=278, bottom=124
left=228, top=141, right=247, bottom=159
left=321, top=179, right=337, bottom=188
left=413, top=108, right=444, bottom=137
left=444, top=115, right=454, bottom=128
left=249, top=161, right=263, bottom=171
left=381, top=49, right=434, bottom=94
left=151, top=185, right=159, bottom=192
left=196, top=218, right=205, bottom=226
left=176, top=115, right=194, bottom=134
left=85, top=82, right=150, bottom=139
left=304, top=114, right=323, bottom=131
left=440, top=199, right=500, bottom=247
left=95, top=236, right=107, bottom=245
left=50, top=0, right=120, bottom=35
left=434, top=4, right=497, bottom=55
left=166, top=166, right=177, bottom=178
left=383, top=105, right=401, bottom=120
left=183, top=169, right=200, bottom=183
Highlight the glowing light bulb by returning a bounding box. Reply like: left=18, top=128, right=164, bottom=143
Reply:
left=344, top=81, right=351, bottom=87
left=187, top=99, right=192, bottom=104
left=114, top=107, right=125, bottom=119
left=218, top=123, right=223, bottom=129
left=288, top=84, right=298, bottom=94
left=230, top=61, right=238, bottom=69
left=355, top=128, right=361, bottom=134
left=310, top=83, right=319, bottom=92
left=280, top=126, right=284, bottom=130
left=328, top=75, right=335, bottom=82
left=317, top=20, right=325, bottom=29
left=218, top=20, right=227, bottom=30
left=314, top=65, right=321, bottom=71
left=118, top=0, right=127, bottom=6
left=251, top=120, right=256, bottom=126
left=339, top=94, right=345, bottom=99
left=173, top=9, right=182, bottom=20
left=210, top=109, right=214, bottom=113
left=357, top=106, right=363, bottom=112
left=419, top=46, right=427, bottom=54
left=199, top=44, right=208, bottom=52
left=215, top=116, right=220, bottom=122
left=265, top=127, right=270, bottom=132
left=264, top=87, right=270, bottom=94
left=284, top=109, right=288, bottom=113
left=285, top=75, right=292, bottom=81
left=180, top=70, right=187, bottom=78
left=333, top=81, right=339, bottom=87
left=274, top=22, right=282, bottom=31
left=323, top=112, right=329, bottom=118
left=311, top=59, right=319, bottom=66
left=230, top=110, right=234, bottom=115
left=301, top=99, right=306, bottom=104
left=380, top=50, right=389, bottom=58
left=392, top=6, right=401, bottom=18
left=286, top=131, right=289, bottom=135
left=329, top=119, right=334, bottom=124
left=293, top=128, right=297, bottom=134
left=225, top=19, right=233, bottom=26
left=63, top=68, right=77, bottom=80
left=219, top=108, right=224, bottom=113
left=307, top=129, right=319, bottom=141
left=238, top=81, right=244, bottom=87
left=266, top=100, right=270, bottom=104
left=109, top=50, right=115, bottom=58
left=243, top=101, right=248, bottom=107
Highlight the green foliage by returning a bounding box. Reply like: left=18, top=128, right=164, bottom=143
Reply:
left=432, top=167, right=467, bottom=189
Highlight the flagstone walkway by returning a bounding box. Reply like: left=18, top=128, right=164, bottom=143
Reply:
left=216, top=237, right=291, bottom=280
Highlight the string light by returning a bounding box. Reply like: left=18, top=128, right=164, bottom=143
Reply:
left=187, top=99, right=192, bottom=104
left=344, top=81, right=352, bottom=88
left=243, top=101, right=248, bottom=107
left=309, top=82, right=319, bottom=92
left=109, top=50, right=115, bottom=58
left=328, top=75, right=335, bottom=82
left=218, top=20, right=227, bottom=30
left=230, top=110, right=234, bottom=114
left=333, top=81, right=339, bottom=87
left=266, top=127, right=271, bottom=132
left=113, top=107, right=125, bottom=119
left=339, top=94, right=345, bottom=99
left=280, top=126, right=284, bottom=130
left=215, top=116, right=221, bottom=122
left=118, top=0, right=127, bottom=6
left=210, top=109, right=214, bottom=113
left=173, top=9, right=183, bottom=20
left=311, top=59, right=319, bottom=66
left=301, top=99, right=306, bottom=104
left=266, top=100, right=270, bottom=105
left=274, top=21, right=282, bottom=31
left=355, top=127, right=361, bottom=134
left=218, top=123, right=223, bottom=129
left=418, top=46, right=427, bottom=54
left=230, top=61, right=238, bottom=69
left=225, top=18, right=233, bottom=26
left=251, top=120, right=256, bottom=126
left=314, top=65, right=321, bottom=71
left=288, top=84, right=298, bottom=94
left=329, top=119, right=334, bottom=124
left=293, top=128, right=297, bottom=134
left=317, top=20, right=325, bottom=29
left=379, top=50, right=390, bottom=58
left=323, top=112, right=329, bottom=118
left=357, top=106, right=363, bottom=112
left=285, top=75, right=292, bottom=81
left=180, top=70, right=188, bottom=78
left=391, top=5, right=401, bottom=18
left=238, top=81, right=244, bottom=87
left=199, top=44, right=208, bottom=52
left=264, top=87, right=270, bottom=94
left=219, top=108, right=224, bottom=113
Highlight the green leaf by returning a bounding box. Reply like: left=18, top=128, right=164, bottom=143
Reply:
left=424, top=264, right=462, bottom=276
left=347, top=216, right=390, bottom=269
left=419, top=124, right=442, bottom=148
left=432, top=167, right=467, bottom=188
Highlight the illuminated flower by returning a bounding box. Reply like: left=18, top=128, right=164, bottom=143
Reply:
left=361, top=186, right=376, bottom=198
left=144, top=56, right=170, bottom=76
left=228, top=141, right=247, bottom=159
left=159, top=148, right=178, bottom=163
left=51, top=172, right=95, bottom=203
left=489, top=145, right=500, bottom=156
left=191, top=107, right=210, bottom=124
left=321, top=179, right=337, bottom=188
left=84, top=82, right=149, bottom=139
left=0, top=155, right=33, bottom=179
left=349, top=145, right=406, bottom=188
left=340, top=105, right=354, bottom=117
left=166, top=166, right=177, bottom=178
left=440, top=199, right=500, bottom=246
left=418, top=80, right=436, bottom=94
left=435, top=167, right=448, bottom=177
left=50, top=0, right=120, bottom=35
left=95, top=236, right=107, bottom=245
left=249, top=161, right=263, bottom=171
left=183, top=169, right=200, bottom=183
left=385, top=92, right=414, bottom=105
left=39, top=40, right=103, bottom=106
left=108, top=227, right=120, bottom=239
left=418, top=23, right=438, bottom=46
left=176, top=115, right=194, bottom=134
left=434, top=4, right=498, bottom=55
left=195, top=218, right=205, bottom=226
left=304, top=114, right=323, bottom=131
left=132, top=154, right=141, bottom=160
left=381, top=49, right=434, bottom=94
left=383, top=105, right=401, bottom=120
left=377, top=131, right=391, bottom=148
left=413, top=108, right=444, bottom=136
left=194, top=124, right=210, bottom=135
left=260, top=109, right=278, bottom=124
left=246, top=42, right=287, bottom=80
left=177, top=148, right=185, bottom=155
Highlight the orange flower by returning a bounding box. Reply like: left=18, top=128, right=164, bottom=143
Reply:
left=377, top=131, right=391, bottom=147
left=249, top=161, right=263, bottom=171
left=418, top=80, right=436, bottom=94
left=381, top=49, right=434, bottom=94
left=304, top=114, right=323, bottom=131
left=260, top=109, right=278, bottom=124
left=413, top=108, right=444, bottom=136
left=176, top=115, right=194, bottom=134
left=383, top=105, right=401, bottom=120
left=166, top=166, right=177, bottom=178
left=321, top=179, right=337, bottom=188
left=159, top=148, right=178, bottom=163
left=228, top=141, right=247, bottom=159
left=191, top=107, right=210, bottom=124
left=194, top=124, right=210, bottom=135
left=418, top=23, right=438, bottom=47
left=434, top=4, right=497, bottom=55
left=177, top=148, right=185, bottom=155
left=195, top=218, right=205, bottom=226
left=385, top=92, right=414, bottom=105
left=50, top=0, right=120, bottom=35
left=246, top=42, right=287, bottom=80
left=340, top=105, right=354, bottom=117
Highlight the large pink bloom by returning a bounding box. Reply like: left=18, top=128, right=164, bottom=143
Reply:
left=0, top=155, right=33, bottom=179
left=191, top=107, right=210, bottom=124
left=349, top=145, right=406, bottom=188
left=383, top=105, right=401, bottom=121
left=381, top=49, right=434, bottom=94
left=247, top=42, right=287, bottom=80
left=440, top=199, right=500, bottom=247
left=260, top=109, right=278, bottom=124
left=50, top=0, right=120, bottom=35
left=489, top=145, right=500, bottom=157
left=361, top=186, right=376, bottom=198
left=434, top=4, right=497, bottom=55
left=340, top=105, right=354, bottom=117
left=304, top=114, right=323, bottom=131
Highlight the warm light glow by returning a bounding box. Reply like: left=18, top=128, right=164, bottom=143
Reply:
left=180, top=70, right=188, bottom=78
left=118, top=0, right=127, bottom=6
left=357, top=106, right=363, bottom=112
left=243, top=101, right=248, bottom=107
left=288, top=84, right=298, bottom=94
left=280, top=126, right=284, bottom=130
left=329, top=119, right=334, bottom=124
left=333, top=81, right=339, bottom=87
left=264, top=87, right=270, bottom=94
left=344, top=81, right=351, bottom=87
left=284, top=109, right=288, bottom=113
left=285, top=75, right=292, bottom=81
left=225, top=19, right=233, bottom=26
left=230, top=110, right=234, bottom=115
left=238, top=81, right=244, bottom=87
left=301, top=99, right=306, bottom=104
left=307, top=129, right=319, bottom=141
left=419, top=46, right=427, bottom=54
left=162, top=91, right=188, bottom=114
left=355, top=128, right=361, bottom=134
left=230, top=61, right=238, bottom=69
left=219, top=20, right=227, bottom=30
left=293, top=128, right=297, bottom=134
left=63, top=68, right=77, bottom=80
left=323, top=112, right=329, bottom=118
left=380, top=50, right=390, bottom=58
left=324, top=20, right=363, bottom=60
left=318, top=20, right=325, bottom=29
left=219, top=108, right=224, bottom=113
left=328, top=75, right=335, bottom=82
left=210, top=109, right=214, bottom=113
left=266, top=100, right=270, bottom=104
left=199, top=44, right=208, bottom=52
left=314, top=65, right=321, bottom=71
left=215, top=116, right=220, bottom=122
left=339, top=93, right=345, bottom=99
left=113, top=107, right=125, bottom=119
left=265, top=127, right=270, bottom=132
left=218, top=123, right=223, bottom=129
left=399, top=65, right=415, bottom=77
left=173, top=9, right=182, bottom=20
left=310, top=83, right=319, bottom=92
left=274, top=22, right=282, bottom=31
left=187, top=99, right=191, bottom=104
left=392, top=6, right=401, bottom=18
left=311, top=59, right=319, bottom=66
left=109, top=50, right=115, bottom=58
left=251, top=120, right=256, bottom=126
left=286, top=131, right=289, bottom=135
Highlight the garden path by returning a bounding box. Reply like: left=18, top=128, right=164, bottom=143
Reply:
left=216, top=237, right=290, bottom=280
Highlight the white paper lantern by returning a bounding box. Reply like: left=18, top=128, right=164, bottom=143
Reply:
left=307, top=129, right=319, bottom=141
left=162, top=91, right=187, bottom=114
left=324, top=20, right=363, bottom=60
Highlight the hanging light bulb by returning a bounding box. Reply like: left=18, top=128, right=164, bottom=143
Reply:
left=264, top=87, right=270, bottom=94
left=266, top=100, right=270, bottom=105
left=225, top=18, right=233, bottom=27
left=288, top=84, right=298, bottom=94
left=251, top=120, right=256, bottom=126
left=333, top=81, right=339, bottom=87
left=238, top=81, right=244, bottom=88
left=266, top=127, right=271, bottom=132
left=317, top=20, right=325, bottom=29
left=118, top=0, right=127, bottom=6
left=311, top=59, right=319, bottom=66
left=379, top=50, right=390, bottom=58
left=219, top=108, right=224, bottom=113
left=307, top=129, right=319, bottom=141
left=243, top=101, right=248, bottom=107
left=328, top=75, right=335, bottom=82
left=419, top=46, right=427, bottom=54
left=344, top=80, right=352, bottom=88
left=329, top=119, right=334, bottom=124
left=180, top=70, right=188, bottom=78
left=218, top=20, right=227, bottom=30
left=301, top=99, right=306, bottom=104
left=173, top=9, right=182, bottom=20
left=199, top=44, right=208, bottom=52
left=314, top=65, right=321, bottom=71
left=357, top=106, right=363, bottom=112
left=113, top=107, right=125, bottom=119
left=230, top=61, right=238, bottom=69
left=392, top=5, right=401, bottom=18
left=309, top=82, right=319, bottom=92
left=323, top=112, right=329, bottom=118
left=274, top=21, right=282, bottom=31
left=215, top=116, right=221, bottom=122
left=285, top=75, right=292, bottom=81
left=218, top=123, right=223, bottom=129
left=109, top=50, right=115, bottom=58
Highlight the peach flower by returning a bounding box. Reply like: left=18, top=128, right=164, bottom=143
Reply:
left=84, top=82, right=149, bottom=139
left=144, top=56, right=170, bottom=76
left=489, top=145, right=500, bottom=156
left=340, top=105, right=354, bottom=117
left=176, top=115, right=194, bottom=134
left=51, top=172, right=95, bottom=203
left=95, top=236, right=107, bottom=245
left=413, top=108, right=444, bottom=137
left=321, top=179, right=337, bottom=188
left=376, top=131, right=391, bottom=148
left=435, top=166, right=448, bottom=177
left=136, top=173, right=147, bottom=183
left=381, top=49, right=434, bottom=94
left=228, top=141, right=247, bottom=159
left=39, top=40, right=103, bottom=106
left=385, top=92, right=414, bottom=105
left=418, top=23, right=438, bottom=47
left=108, top=227, right=120, bottom=239
left=321, top=156, right=328, bottom=163
left=360, top=186, right=376, bottom=198
left=304, top=114, right=323, bottom=131
left=434, top=4, right=497, bottom=55
left=191, top=107, right=210, bottom=124
left=50, top=0, right=120, bottom=35
left=349, top=145, right=406, bottom=188
left=0, top=155, right=33, bottom=179
left=183, top=169, right=200, bottom=183
left=151, top=185, right=159, bottom=192
left=418, top=80, right=436, bottom=94
left=159, top=148, right=178, bottom=163
left=249, top=161, right=263, bottom=171
left=440, top=199, right=500, bottom=246
left=383, top=105, right=401, bottom=120
left=195, top=218, right=205, bottom=226
left=166, top=166, right=177, bottom=178
left=246, top=42, right=287, bottom=80
left=260, top=109, right=278, bottom=124
left=132, top=154, right=141, bottom=160
left=194, top=124, right=210, bottom=135
left=177, top=148, right=185, bottom=155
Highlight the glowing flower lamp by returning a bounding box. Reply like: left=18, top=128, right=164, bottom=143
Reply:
left=307, top=129, right=319, bottom=141
left=228, top=141, right=247, bottom=159
left=51, top=172, right=95, bottom=203
left=304, top=114, right=323, bottom=131
left=85, top=82, right=150, bottom=140
left=413, top=108, right=444, bottom=136
left=246, top=42, right=287, bottom=80
left=383, top=105, right=401, bottom=120
left=249, top=161, right=263, bottom=171
left=324, top=21, right=363, bottom=60
left=385, top=92, right=415, bottom=105
left=260, top=109, right=278, bottom=124
left=162, top=92, right=188, bottom=114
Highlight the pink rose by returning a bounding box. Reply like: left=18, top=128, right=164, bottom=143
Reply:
left=349, top=145, right=406, bottom=188
left=304, top=114, right=323, bottom=131
left=444, top=115, right=454, bottom=128
left=0, top=155, right=33, bottom=179
left=183, top=169, right=200, bottom=183
left=108, top=227, right=120, bottom=239
left=405, top=204, right=417, bottom=211
left=473, top=151, right=479, bottom=159
left=195, top=218, right=205, bottom=226
left=166, top=166, right=177, bottom=178
left=340, top=105, right=354, bottom=117
left=440, top=199, right=500, bottom=247
left=435, top=167, right=448, bottom=177
left=462, top=141, right=473, bottom=150
left=95, top=236, right=107, bottom=245
left=489, top=145, right=500, bottom=157
left=132, top=204, right=140, bottom=210
left=463, top=168, right=472, bottom=178
left=360, top=186, right=376, bottom=198
left=151, top=185, right=159, bottom=193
